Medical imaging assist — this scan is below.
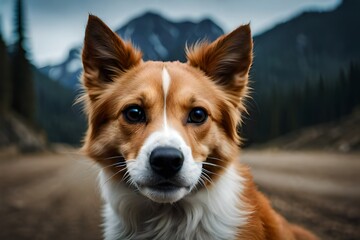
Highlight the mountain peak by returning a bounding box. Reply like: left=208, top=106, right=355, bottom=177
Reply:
left=139, top=11, right=164, bottom=20
left=131, top=11, right=166, bottom=25
left=116, top=11, right=223, bottom=61
left=41, top=12, right=224, bottom=89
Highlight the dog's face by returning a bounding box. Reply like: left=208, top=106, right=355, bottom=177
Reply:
left=81, top=15, right=252, bottom=203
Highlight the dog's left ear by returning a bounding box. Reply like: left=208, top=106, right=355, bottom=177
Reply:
left=186, top=24, right=253, bottom=107
left=82, top=15, right=142, bottom=101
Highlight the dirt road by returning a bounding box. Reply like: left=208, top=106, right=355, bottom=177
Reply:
left=242, top=150, right=360, bottom=240
left=0, top=150, right=359, bottom=240
left=0, top=151, right=102, bottom=240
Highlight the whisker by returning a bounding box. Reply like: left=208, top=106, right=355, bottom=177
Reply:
left=201, top=161, right=227, bottom=170
left=100, top=159, right=136, bottom=171
left=126, top=177, right=137, bottom=189
left=198, top=176, right=206, bottom=188
left=121, top=170, right=131, bottom=182
left=201, top=171, right=214, bottom=185
left=202, top=168, right=220, bottom=177
left=196, top=178, right=205, bottom=192
left=101, top=162, right=127, bottom=170
left=199, top=174, right=211, bottom=202
left=102, top=167, right=128, bottom=186
left=202, top=168, right=235, bottom=182
left=192, top=182, right=199, bottom=192
left=206, top=156, right=227, bottom=163
left=103, top=155, right=126, bottom=161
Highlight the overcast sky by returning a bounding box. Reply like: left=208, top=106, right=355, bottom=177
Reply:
left=0, top=0, right=340, bottom=67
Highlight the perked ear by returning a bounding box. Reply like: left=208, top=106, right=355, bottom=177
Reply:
left=186, top=24, right=253, bottom=107
left=82, top=15, right=142, bottom=100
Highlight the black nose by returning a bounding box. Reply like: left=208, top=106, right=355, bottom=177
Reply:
left=150, top=147, right=184, bottom=179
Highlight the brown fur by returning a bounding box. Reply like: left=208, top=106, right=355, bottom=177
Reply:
left=81, top=15, right=318, bottom=239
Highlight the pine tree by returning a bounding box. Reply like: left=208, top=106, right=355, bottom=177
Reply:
left=11, top=0, right=35, bottom=123
left=316, top=75, right=326, bottom=123
left=0, top=17, right=11, bottom=113
left=348, top=63, right=360, bottom=109
left=335, top=69, right=349, bottom=117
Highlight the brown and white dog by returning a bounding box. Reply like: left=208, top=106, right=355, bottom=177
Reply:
left=80, top=15, right=318, bottom=240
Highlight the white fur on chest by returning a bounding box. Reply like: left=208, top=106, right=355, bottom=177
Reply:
left=100, top=165, right=248, bottom=240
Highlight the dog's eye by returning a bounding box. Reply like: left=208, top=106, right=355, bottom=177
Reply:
left=187, top=107, right=208, bottom=124
left=123, top=105, right=146, bottom=123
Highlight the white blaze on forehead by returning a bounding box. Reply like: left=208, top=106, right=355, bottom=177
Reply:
left=162, top=67, right=171, bottom=130
left=162, top=67, right=171, bottom=98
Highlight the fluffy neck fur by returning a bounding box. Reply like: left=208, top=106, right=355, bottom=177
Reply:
left=100, top=164, right=248, bottom=240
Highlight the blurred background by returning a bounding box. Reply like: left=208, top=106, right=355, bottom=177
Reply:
left=0, top=0, right=359, bottom=239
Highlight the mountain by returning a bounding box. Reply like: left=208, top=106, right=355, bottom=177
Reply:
left=40, top=12, right=224, bottom=89
left=40, top=48, right=83, bottom=89
left=252, top=0, right=360, bottom=92
left=117, top=12, right=224, bottom=61
left=239, top=0, right=360, bottom=144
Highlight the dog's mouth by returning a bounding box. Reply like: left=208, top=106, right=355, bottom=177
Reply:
left=137, top=180, right=192, bottom=203
left=148, top=181, right=190, bottom=191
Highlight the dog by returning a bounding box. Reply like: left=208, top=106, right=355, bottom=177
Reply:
left=80, top=15, right=318, bottom=240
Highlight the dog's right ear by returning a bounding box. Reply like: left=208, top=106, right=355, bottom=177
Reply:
left=82, top=15, right=142, bottom=100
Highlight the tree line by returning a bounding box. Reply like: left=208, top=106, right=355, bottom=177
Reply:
left=0, top=0, right=35, bottom=125
left=242, top=62, right=360, bottom=144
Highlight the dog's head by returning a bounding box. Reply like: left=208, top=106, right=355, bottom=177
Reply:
left=81, top=15, right=252, bottom=203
